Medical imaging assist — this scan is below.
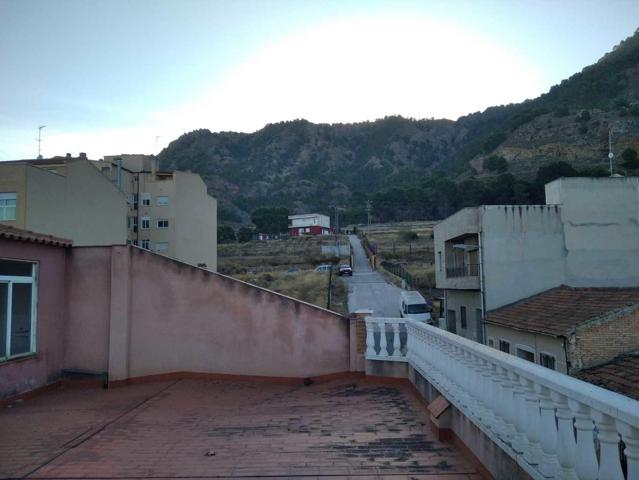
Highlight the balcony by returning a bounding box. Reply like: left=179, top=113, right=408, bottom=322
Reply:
left=446, top=263, right=480, bottom=278
left=365, top=316, right=639, bottom=480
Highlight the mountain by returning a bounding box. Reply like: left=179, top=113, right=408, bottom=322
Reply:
left=158, top=30, right=639, bottom=225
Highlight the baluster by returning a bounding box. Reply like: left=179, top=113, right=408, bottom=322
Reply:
left=508, top=371, right=528, bottom=455
left=379, top=320, right=388, bottom=357
left=537, top=385, right=560, bottom=478
left=480, top=358, right=497, bottom=431
left=568, top=400, right=598, bottom=480
left=618, top=421, right=639, bottom=480
left=551, top=392, right=578, bottom=480
left=393, top=322, right=401, bottom=358
left=365, top=319, right=376, bottom=357
left=489, top=363, right=507, bottom=439
left=592, top=410, right=624, bottom=480
left=521, top=377, right=543, bottom=467
left=497, top=365, right=517, bottom=445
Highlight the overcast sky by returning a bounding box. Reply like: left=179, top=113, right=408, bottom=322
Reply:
left=0, top=0, right=637, bottom=160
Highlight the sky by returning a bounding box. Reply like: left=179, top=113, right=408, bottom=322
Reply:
left=0, top=0, right=638, bottom=160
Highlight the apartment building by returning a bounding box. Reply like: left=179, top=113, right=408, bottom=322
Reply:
left=95, top=154, right=217, bottom=270
left=0, top=155, right=127, bottom=246
left=434, top=177, right=639, bottom=355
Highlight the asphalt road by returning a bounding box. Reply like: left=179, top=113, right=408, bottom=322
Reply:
left=343, top=234, right=403, bottom=317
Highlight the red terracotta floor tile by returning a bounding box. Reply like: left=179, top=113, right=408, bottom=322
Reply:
left=0, top=378, right=480, bottom=478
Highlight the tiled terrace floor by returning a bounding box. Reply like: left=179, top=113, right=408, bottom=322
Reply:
left=0, top=378, right=481, bottom=479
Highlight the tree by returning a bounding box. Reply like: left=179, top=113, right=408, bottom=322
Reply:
left=251, top=207, right=289, bottom=234
left=217, top=225, right=236, bottom=244
left=483, top=155, right=508, bottom=173
left=237, top=227, right=256, bottom=243
left=576, top=110, right=591, bottom=122
left=536, top=161, right=577, bottom=186
left=621, top=148, right=639, bottom=169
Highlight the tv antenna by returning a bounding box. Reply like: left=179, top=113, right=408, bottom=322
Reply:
left=608, top=128, right=614, bottom=176
left=37, top=125, right=46, bottom=159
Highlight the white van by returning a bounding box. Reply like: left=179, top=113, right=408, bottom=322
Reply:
left=399, top=291, right=431, bottom=323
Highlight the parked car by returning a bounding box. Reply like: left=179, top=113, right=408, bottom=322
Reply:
left=314, top=264, right=332, bottom=273
left=338, top=264, right=353, bottom=276
left=399, top=290, right=431, bottom=323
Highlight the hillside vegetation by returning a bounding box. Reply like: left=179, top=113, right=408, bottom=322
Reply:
left=159, top=30, right=639, bottom=224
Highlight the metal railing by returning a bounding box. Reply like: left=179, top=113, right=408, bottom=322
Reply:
left=446, top=263, right=479, bottom=278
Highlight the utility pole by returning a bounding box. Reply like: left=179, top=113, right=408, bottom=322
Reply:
left=366, top=200, right=372, bottom=230
left=608, top=128, right=614, bottom=176
left=36, top=125, right=46, bottom=159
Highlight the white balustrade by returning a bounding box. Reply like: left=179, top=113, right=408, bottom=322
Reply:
left=401, top=319, right=639, bottom=480
left=364, top=317, right=408, bottom=361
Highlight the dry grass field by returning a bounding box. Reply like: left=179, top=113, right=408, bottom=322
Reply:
left=218, top=235, right=350, bottom=314
left=360, top=221, right=437, bottom=295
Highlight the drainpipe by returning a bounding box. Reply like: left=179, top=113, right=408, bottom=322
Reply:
left=478, top=220, right=487, bottom=344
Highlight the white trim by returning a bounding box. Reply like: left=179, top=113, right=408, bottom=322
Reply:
left=515, top=344, right=536, bottom=362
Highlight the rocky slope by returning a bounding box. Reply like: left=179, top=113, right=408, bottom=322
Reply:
left=159, top=30, right=639, bottom=224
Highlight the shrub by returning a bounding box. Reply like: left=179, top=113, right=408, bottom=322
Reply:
left=483, top=155, right=508, bottom=173
left=398, top=230, right=419, bottom=242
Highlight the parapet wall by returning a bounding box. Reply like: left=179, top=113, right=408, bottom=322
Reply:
left=65, top=246, right=351, bottom=382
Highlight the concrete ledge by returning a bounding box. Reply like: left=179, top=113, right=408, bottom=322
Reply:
left=365, top=359, right=408, bottom=378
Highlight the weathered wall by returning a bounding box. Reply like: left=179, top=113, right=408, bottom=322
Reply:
left=65, top=246, right=350, bottom=382
left=484, top=324, right=567, bottom=373
left=445, top=290, right=482, bottom=342
left=481, top=205, right=565, bottom=310
left=63, top=247, right=112, bottom=374
left=568, top=305, right=639, bottom=372
left=547, top=177, right=639, bottom=287
left=174, top=172, right=217, bottom=270
left=0, top=238, right=67, bottom=399
left=62, top=160, right=128, bottom=246
left=0, top=164, right=27, bottom=227
left=434, top=207, right=480, bottom=290
left=25, top=166, right=67, bottom=239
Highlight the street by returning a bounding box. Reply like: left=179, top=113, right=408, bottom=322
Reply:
left=344, top=234, right=403, bottom=316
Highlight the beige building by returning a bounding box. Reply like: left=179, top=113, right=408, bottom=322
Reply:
left=94, top=154, right=217, bottom=270
left=485, top=285, right=639, bottom=374
left=0, top=155, right=127, bottom=246
left=434, top=177, right=639, bottom=345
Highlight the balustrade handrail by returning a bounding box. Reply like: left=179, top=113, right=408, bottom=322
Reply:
left=406, top=320, right=639, bottom=427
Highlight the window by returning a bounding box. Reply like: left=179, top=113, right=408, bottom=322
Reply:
left=133, top=193, right=139, bottom=208
left=157, top=219, right=169, bottom=229
left=141, top=239, right=150, bottom=250
left=539, top=352, right=556, bottom=370
left=487, top=337, right=495, bottom=348
left=498, top=339, right=510, bottom=354
left=141, top=216, right=150, bottom=229
left=460, top=306, right=467, bottom=329
left=132, top=240, right=138, bottom=246
left=0, top=260, right=37, bottom=360
left=157, top=195, right=169, bottom=206
left=155, top=242, right=169, bottom=253
left=141, top=192, right=151, bottom=206
left=447, top=310, right=457, bottom=334
left=516, top=346, right=535, bottom=363
left=0, top=193, right=17, bottom=221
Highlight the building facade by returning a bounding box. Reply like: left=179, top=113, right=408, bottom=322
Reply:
left=434, top=177, right=639, bottom=346
left=0, top=156, right=127, bottom=246
left=288, top=213, right=331, bottom=236
left=93, top=154, right=218, bottom=270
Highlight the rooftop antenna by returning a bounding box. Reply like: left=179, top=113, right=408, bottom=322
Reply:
left=154, top=135, right=162, bottom=150
left=37, top=125, right=46, bottom=159
left=608, top=128, right=614, bottom=176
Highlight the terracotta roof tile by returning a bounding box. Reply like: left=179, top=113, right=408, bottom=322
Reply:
left=0, top=225, right=72, bottom=247
left=575, top=354, right=639, bottom=400
left=485, top=285, right=639, bottom=336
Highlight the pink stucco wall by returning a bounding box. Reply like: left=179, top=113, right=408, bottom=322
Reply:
left=63, top=247, right=112, bottom=373
left=0, top=238, right=68, bottom=399
left=66, top=246, right=351, bottom=382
